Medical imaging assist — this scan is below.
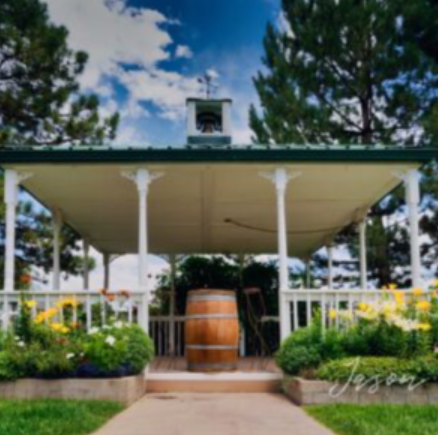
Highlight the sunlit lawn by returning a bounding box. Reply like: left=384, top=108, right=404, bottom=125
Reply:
left=0, top=399, right=123, bottom=435
left=306, top=404, right=438, bottom=435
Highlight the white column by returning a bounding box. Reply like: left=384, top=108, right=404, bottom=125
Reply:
left=52, top=209, right=62, bottom=290
left=305, top=259, right=311, bottom=288
left=169, top=254, right=177, bottom=356
left=3, top=170, right=32, bottom=293
left=222, top=101, right=232, bottom=136
left=186, top=100, right=197, bottom=136
left=83, top=239, right=90, bottom=290
left=405, top=169, right=422, bottom=288
left=260, top=168, right=300, bottom=342
left=103, top=253, right=110, bottom=289
left=3, top=170, right=19, bottom=292
left=359, top=220, right=368, bottom=289
left=327, top=246, right=334, bottom=289
left=122, top=169, right=163, bottom=333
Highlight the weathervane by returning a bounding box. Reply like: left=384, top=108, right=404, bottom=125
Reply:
left=198, top=70, right=218, bottom=99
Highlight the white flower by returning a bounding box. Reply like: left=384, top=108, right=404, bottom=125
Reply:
left=114, top=321, right=123, bottom=329
left=14, top=336, right=20, bottom=341
left=66, top=353, right=75, bottom=360
left=88, top=327, right=100, bottom=335
left=17, top=341, right=25, bottom=347
left=105, top=335, right=116, bottom=346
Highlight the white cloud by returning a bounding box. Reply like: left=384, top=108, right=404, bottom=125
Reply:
left=45, top=0, right=203, bottom=122
left=175, top=45, right=193, bottom=59
left=118, top=68, right=201, bottom=120
left=46, top=0, right=171, bottom=89
left=113, top=124, right=149, bottom=147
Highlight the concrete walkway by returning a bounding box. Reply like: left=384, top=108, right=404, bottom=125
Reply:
left=92, top=393, right=335, bottom=435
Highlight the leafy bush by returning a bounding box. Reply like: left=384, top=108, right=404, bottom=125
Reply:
left=276, top=325, right=324, bottom=375
left=0, top=351, right=19, bottom=381
left=317, top=355, right=438, bottom=383
left=410, top=354, right=438, bottom=381
left=0, top=299, right=155, bottom=381
left=276, top=344, right=322, bottom=375
left=79, top=322, right=154, bottom=377
left=317, top=357, right=416, bottom=382
left=2, top=330, right=82, bottom=380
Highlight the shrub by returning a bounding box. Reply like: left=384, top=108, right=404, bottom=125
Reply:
left=3, top=331, right=82, bottom=379
left=276, top=326, right=324, bottom=375
left=320, top=329, right=346, bottom=361
left=276, top=343, right=322, bottom=376
left=0, top=301, right=155, bottom=381
left=315, top=355, right=438, bottom=383
left=79, top=322, right=154, bottom=377
left=0, top=351, right=19, bottom=381
left=410, top=354, right=438, bottom=381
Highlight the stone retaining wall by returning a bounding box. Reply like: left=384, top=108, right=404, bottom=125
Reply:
left=0, top=374, right=145, bottom=405
left=283, top=377, right=438, bottom=405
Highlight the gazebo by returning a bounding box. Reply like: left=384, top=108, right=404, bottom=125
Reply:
left=1, top=98, right=437, bottom=373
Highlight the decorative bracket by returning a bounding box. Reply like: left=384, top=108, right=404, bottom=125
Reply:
left=259, top=168, right=302, bottom=191
left=121, top=169, right=164, bottom=192
left=4, top=170, right=33, bottom=204
left=392, top=169, right=420, bottom=205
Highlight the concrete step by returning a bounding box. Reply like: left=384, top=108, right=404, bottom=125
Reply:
left=146, top=372, right=282, bottom=393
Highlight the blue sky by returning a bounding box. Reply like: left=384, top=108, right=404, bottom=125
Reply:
left=45, top=0, right=281, bottom=146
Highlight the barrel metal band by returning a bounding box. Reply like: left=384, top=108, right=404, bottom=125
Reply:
left=188, top=295, right=236, bottom=302
left=186, top=314, right=237, bottom=320
left=186, top=345, right=238, bottom=350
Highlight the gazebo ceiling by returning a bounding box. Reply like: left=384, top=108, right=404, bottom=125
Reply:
left=4, top=159, right=420, bottom=258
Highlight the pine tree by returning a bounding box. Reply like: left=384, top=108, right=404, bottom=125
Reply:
left=250, top=0, right=438, bottom=287
left=0, top=0, right=119, bottom=146
left=0, top=0, right=119, bottom=286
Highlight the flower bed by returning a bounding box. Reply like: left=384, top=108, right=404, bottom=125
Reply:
left=277, top=285, right=438, bottom=404
left=0, top=296, right=154, bottom=403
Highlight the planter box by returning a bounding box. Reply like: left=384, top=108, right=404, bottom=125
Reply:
left=283, top=377, right=438, bottom=406
left=0, top=374, right=145, bottom=406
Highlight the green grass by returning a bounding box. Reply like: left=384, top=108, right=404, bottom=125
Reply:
left=0, top=399, right=123, bottom=435
left=306, top=404, right=438, bottom=435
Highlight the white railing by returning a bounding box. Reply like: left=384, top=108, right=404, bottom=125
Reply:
left=0, top=290, right=148, bottom=331
left=281, top=288, right=431, bottom=338
left=0, top=289, right=187, bottom=357
left=149, top=316, right=186, bottom=357
left=6, top=288, right=416, bottom=355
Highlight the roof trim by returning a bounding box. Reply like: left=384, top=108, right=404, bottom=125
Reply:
left=1, top=147, right=437, bottom=165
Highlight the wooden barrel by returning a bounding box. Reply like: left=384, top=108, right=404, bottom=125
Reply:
left=185, top=289, right=239, bottom=372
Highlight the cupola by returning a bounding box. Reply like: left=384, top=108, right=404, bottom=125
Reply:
left=186, top=98, right=232, bottom=146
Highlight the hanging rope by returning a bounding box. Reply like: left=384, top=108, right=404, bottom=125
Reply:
left=224, top=218, right=346, bottom=235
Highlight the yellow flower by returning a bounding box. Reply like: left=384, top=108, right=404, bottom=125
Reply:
left=434, top=279, right=438, bottom=288
left=357, top=302, right=369, bottom=312
left=56, top=298, right=79, bottom=309
left=388, top=283, right=398, bottom=290
left=382, top=302, right=397, bottom=318
left=416, top=300, right=432, bottom=312
left=34, top=307, right=58, bottom=324
left=329, top=309, right=337, bottom=320
left=50, top=323, right=70, bottom=334
left=418, top=323, right=432, bottom=331
left=413, top=288, right=425, bottom=297
left=23, top=300, right=37, bottom=309
left=392, top=291, right=405, bottom=306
